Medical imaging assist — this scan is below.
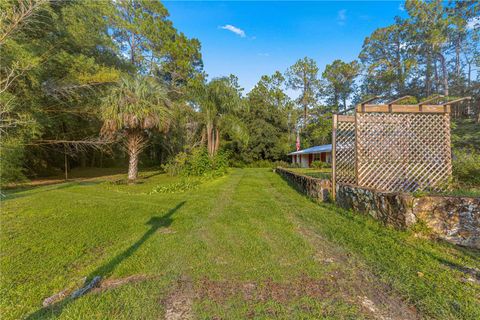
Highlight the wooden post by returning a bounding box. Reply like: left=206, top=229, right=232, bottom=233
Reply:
left=354, top=111, right=359, bottom=186
left=331, top=114, right=337, bottom=200
left=444, top=107, right=453, bottom=189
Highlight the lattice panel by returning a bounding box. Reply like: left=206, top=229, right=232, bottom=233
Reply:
left=356, top=112, right=452, bottom=192
left=335, top=119, right=356, bottom=185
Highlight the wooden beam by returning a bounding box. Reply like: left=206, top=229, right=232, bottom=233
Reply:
left=337, top=115, right=355, bottom=122
left=357, top=104, right=450, bottom=113
left=442, top=97, right=471, bottom=105
left=387, top=95, right=413, bottom=105
left=356, top=95, right=382, bottom=112
left=418, top=95, right=444, bottom=106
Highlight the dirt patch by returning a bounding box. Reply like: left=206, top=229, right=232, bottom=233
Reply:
left=164, top=276, right=194, bottom=320
left=196, top=276, right=337, bottom=304
left=91, top=274, right=152, bottom=293
left=157, top=228, right=176, bottom=235
left=295, top=224, right=419, bottom=320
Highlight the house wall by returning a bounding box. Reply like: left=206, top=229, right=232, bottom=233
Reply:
left=291, top=152, right=332, bottom=167
left=301, top=155, right=309, bottom=168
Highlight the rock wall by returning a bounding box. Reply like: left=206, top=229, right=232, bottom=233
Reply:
left=336, top=184, right=480, bottom=249
left=276, top=168, right=331, bottom=202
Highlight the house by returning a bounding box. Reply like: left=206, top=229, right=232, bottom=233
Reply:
left=288, top=144, right=332, bottom=168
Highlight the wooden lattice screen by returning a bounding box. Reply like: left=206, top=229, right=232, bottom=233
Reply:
left=332, top=115, right=356, bottom=185
left=332, top=99, right=459, bottom=197
left=356, top=111, right=452, bottom=192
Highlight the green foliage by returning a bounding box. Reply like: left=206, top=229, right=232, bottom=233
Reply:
left=150, top=178, right=201, bottom=194
left=285, top=57, right=322, bottom=126
left=163, top=147, right=229, bottom=177
left=101, top=75, right=171, bottom=135
left=452, top=148, right=480, bottom=186
left=233, top=72, right=294, bottom=164
left=452, top=119, right=480, bottom=151
left=0, top=138, right=26, bottom=185
left=310, top=160, right=330, bottom=169
left=322, top=59, right=360, bottom=111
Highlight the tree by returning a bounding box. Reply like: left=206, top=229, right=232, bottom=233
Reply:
left=239, top=72, right=292, bottom=162
left=285, top=57, right=322, bottom=127
left=359, top=19, right=415, bottom=98
left=101, top=76, right=170, bottom=182
left=195, top=76, right=245, bottom=156
left=405, top=0, right=451, bottom=96
left=109, top=0, right=203, bottom=90
left=322, top=60, right=360, bottom=111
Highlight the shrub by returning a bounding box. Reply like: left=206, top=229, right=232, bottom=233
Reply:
left=150, top=178, right=201, bottom=194
left=452, top=148, right=480, bottom=186
left=163, top=147, right=229, bottom=177
left=311, top=160, right=330, bottom=169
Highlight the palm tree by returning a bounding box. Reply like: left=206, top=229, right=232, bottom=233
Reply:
left=196, top=77, right=247, bottom=155
left=101, top=76, right=170, bottom=182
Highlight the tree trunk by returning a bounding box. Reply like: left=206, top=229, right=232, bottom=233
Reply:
left=214, top=127, right=220, bottom=154
left=426, top=52, right=432, bottom=97
left=206, top=123, right=213, bottom=156
left=455, top=38, right=461, bottom=78
left=438, top=53, right=448, bottom=97
left=303, top=102, right=307, bottom=129
left=126, top=131, right=145, bottom=183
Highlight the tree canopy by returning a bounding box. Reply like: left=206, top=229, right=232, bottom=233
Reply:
left=1, top=0, right=479, bottom=183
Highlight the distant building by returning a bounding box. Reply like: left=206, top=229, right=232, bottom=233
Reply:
left=288, top=144, right=332, bottom=168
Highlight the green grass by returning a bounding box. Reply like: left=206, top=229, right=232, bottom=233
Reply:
left=1, top=168, right=479, bottom=319
left=287, top=167, right=332, bottom=179
left=452, top=119, right=480, bottom=151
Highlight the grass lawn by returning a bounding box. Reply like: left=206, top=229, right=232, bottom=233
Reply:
left=286, top=167, right=332, bottom=179
left=1, top=168, right=479, bottom=319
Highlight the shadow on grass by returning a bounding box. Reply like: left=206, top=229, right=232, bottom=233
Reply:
left=2, top=181, right=104, bottom=201
left=25, top=201, right=185, bottom=319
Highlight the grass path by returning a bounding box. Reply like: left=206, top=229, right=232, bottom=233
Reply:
left=1, top=168, right=479, bottom=319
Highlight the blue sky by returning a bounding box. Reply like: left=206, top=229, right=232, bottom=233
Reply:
left=164, top=1, right=407, bottom=95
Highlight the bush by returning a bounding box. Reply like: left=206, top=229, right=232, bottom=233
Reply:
left=311, top=160, right=326, bottom=169
left=163, top=147, right=229, bottom=178
left=150, top=178, right=201, bottom=194
left=452, top=148, right=480, bottom=186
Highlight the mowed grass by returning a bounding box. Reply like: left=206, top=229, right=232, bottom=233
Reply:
left=1, top=168, right=479, bottom=319
left=287, top=167, right=332, bottom=179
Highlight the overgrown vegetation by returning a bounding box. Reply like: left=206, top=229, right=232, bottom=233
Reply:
left=163, top=147, right=229, bottom=178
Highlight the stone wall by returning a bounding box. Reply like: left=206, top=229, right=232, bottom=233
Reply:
left=336, top=184, right=480, bottom=249
left=276, top=167, right=331, bottom=202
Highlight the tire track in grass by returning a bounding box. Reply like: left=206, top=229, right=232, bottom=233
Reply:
left=163, top=170, right=245, bottom=319
left=263, top=170, right=419, bottom=320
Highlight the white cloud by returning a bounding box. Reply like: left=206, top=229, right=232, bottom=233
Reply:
left=398, top=3, right=405, bottom=12
left=220, top=24, right=246, bottom=38
left=467, top=16, right=480, bottom=30
left=337, top=9, right=346, bottom=26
